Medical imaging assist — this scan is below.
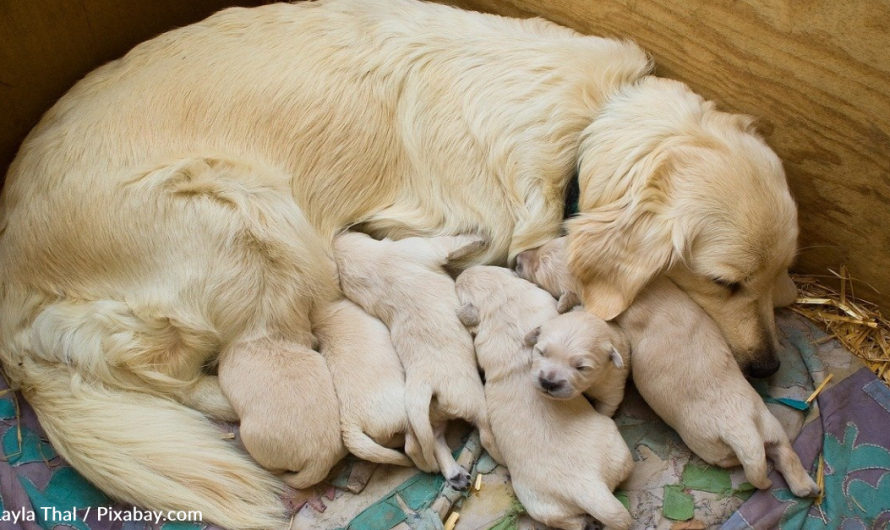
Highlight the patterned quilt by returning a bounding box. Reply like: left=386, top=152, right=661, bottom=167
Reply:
left=2, top=310, right=889, bottom=530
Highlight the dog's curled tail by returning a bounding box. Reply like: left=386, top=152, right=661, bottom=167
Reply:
left=22, top=365, right=287, bottom=530
left=341, top=423, right=413, bottom=467
left=404, top=378, right=439, bottom=472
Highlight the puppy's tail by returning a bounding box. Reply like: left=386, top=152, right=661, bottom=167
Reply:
left=341, top=423, right=413, bottom=467
left=404, top=379, right=439, bottom=472
left=22, top=365, right=287, bottom=530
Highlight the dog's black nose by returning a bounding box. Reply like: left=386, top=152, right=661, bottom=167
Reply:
left=747, top=360, right=781, bottom=379
left=538, top=377, right=564, bottom=392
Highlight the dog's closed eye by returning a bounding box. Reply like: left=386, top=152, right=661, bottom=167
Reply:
left=711, top=277, right=742, bottom=294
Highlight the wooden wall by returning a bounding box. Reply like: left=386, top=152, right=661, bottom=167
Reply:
left=3, top=0, right=889, bottom=310
left=443, top=0, right=890, bottom=310
left=0, top=0, right=267, bottom=187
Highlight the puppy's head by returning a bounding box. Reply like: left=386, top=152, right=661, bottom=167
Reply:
left=526, top=311, right=628, bottom=400
left=515, top=237, right=580, bottom=313
left=568, top=77, right=798, bottom=378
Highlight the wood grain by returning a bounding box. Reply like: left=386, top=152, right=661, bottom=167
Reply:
left=444, top=0, right=890, bottom=310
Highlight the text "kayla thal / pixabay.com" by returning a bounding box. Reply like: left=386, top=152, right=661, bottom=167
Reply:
left=1, top=507, right=203, bottom=525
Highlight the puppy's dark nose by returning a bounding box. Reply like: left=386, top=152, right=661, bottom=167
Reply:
left=538, top=377, right=565, bottom=392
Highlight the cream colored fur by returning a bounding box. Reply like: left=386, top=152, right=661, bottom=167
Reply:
left=529, top=310, right=630, bottom=417
left=456, top=266, right=633, bottom=530
left=313, top=298, right=422, bottom=467
left=218, top=337, right=346, bottom=490
left=617, top=278, right=820, bottom=497
left=334, top=232, right=501, bottom=488
left=0, top=0, right=798, bottom=523
left=565, top=76, right=799, bottom=377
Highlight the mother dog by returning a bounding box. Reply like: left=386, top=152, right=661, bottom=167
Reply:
left=0, top=0, right=798, bottom=527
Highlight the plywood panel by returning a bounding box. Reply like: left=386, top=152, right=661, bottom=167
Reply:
left=0, top=0, right=267, bottom=186
left=445, top=0, right=890, bottom=310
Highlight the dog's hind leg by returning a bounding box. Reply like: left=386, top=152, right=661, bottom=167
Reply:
left=722, top=430, right=771, bottom=490
left=405, top=427, right=435, bottom=472
left=432, top=422, right=471, bottom=490
left=475, top=415, right=505, bottom=465
left=576, top=482, right=632, bottom=530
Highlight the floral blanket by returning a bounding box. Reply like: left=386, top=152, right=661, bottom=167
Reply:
left=1, top=311, right=889, bottom=530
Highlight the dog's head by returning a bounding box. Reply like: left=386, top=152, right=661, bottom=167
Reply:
left=567, top=77, right=798, bottom=378
left=526, top=311, right=628, bottom=400
left=515, top=237, right=581, bottom=313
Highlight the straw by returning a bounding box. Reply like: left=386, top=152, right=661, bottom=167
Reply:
left=791, top=270, right=890, bottom=388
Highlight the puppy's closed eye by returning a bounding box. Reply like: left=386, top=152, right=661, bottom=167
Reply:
left=711, top=277, right=742, bottom=294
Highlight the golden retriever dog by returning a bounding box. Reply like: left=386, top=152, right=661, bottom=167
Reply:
left=518, top=237, right=799, bottom=374
left=618, top=278, right=819, bottom=497
left=313, top=298, right=423, bottom=467
left=333, top=232, right=502, bottom=488
left=218, top=337, right=346, bottom=490
left=0, top=0, right=798, bottom=525
left=527, top=310, right=630, bottom=417
left=456, top=266, right=633, bottom=530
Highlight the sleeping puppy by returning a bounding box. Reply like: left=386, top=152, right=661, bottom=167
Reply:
left=515, top=237, right=581, bottom=313
left=218, top=338, right=346, bottom=490
left=456, top=266, right=633, bottom=530
left=529, top=310, right=630, bottom=417
left=334, top=231, right=502, bottom=489
left=313, top=298, right=423, bottom=468
left=518, top=239, right=820, bottom=496
left=617, top=278, right=820, bottom=497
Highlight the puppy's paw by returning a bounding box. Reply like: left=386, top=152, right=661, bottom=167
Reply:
left=790, top=476, right=821, bottom=498
left=446, top=468, right=472, bottom=490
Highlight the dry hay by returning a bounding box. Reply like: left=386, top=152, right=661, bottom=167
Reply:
left=791, top=267, right=890, bottom=387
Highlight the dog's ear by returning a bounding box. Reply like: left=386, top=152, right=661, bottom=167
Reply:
left=772, top=269, right=798, bottom=308
left=524, top=326, right=541, bottom=347
left=556, top=291, right=581, bottom=314
left=567, top=153, right=680, bottom=321
left=458, top=303, right=480, bottom=327
left=609, top=346, right=625, bottom=369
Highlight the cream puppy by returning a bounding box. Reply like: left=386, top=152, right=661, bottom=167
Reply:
left=456, top=266, right=633, bottom=530
left=334, top=232, right=501, bottom=489
left=528, top=310, right=630, bottom=417
left=616, top=278, right=820, bottom=497
left=518, top=239, right=820, bottom=496
left=313, top=298, right=423, bottom=468
left=218, top=338, right=346, bottom=490
left=515, top=237, right=581, bottom=313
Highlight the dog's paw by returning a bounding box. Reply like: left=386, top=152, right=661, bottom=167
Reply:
left=790, top=476, right=822, bottom=498
left=447, top=468, right=472, bottom=490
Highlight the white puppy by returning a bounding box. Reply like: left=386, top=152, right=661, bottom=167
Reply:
left=218, top=338, right=346, bottom=490
left=617, top=278, right=820, bottom=497
left=456, top=266, right=633, bottom=530
left=518, top=238, right=820, bottom=496
left=334, top=232, right=501, bottom=489
left=528, top=310, right=630, bottom=417
left=313, top=298, right=423, bottom=467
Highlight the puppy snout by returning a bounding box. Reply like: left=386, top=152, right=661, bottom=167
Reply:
left=538, top=376, right=565, bottom=392
left=744, top=343, right=781, bottom=379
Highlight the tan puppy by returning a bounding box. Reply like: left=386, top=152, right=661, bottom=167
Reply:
left=334, top=232, right=502, bottom=489
left=456, top=266, right=633, bottom=530
left=618, top=278, right=820, bottom=497
left=527, top=310, right=630, bottom=417
left=218, top=338, right=346, bottom=490
left=518, top=239, right=819, bottom=496
left=313, top=298, right=423, bottom=467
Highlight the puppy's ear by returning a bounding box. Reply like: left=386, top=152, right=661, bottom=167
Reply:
left=524, top=326, right=541, bottom=347
left=609, top=346, right=625, bottom=369
left=428, top=234, right=489, bottom=266
left=458, top=303, right=480, bottom=327
left=567, top=155, right=678, bottom=320
left=556, top=291, right=581, bottom=314
left=773, top=269, right=798, bottom=308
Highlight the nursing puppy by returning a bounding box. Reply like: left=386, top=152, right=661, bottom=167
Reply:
left=529, top=310, right=630, bottom=417
left=617, top=278, right=820, bottom=497
left=456, top=266, right=633, bottom=530
left=313, top=298, right=422, bottom=467
left=519, top=239, right=819, bottom=496
left=334, top=232, right=501, bottom=488
left=218, top=339, right=346, bottom=490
